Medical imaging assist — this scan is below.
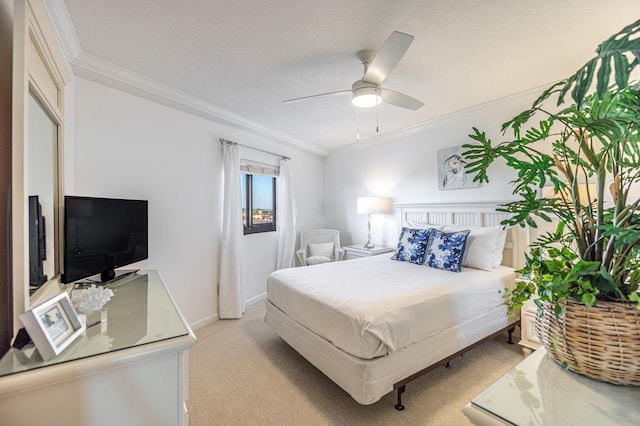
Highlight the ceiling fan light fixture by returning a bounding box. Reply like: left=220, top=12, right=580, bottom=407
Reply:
left=351, top=81, right=382, bottom=108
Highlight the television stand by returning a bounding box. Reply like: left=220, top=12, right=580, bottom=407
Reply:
left=0, top=270, right=195, bottom=425
left=101, top=269, right=139, bottom=283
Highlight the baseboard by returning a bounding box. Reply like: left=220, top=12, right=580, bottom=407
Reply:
left=189, top=314, right=219, bottom=331
left=188, top=292, right=267, bottom=330
left=245, top=292, right=267, bottom=307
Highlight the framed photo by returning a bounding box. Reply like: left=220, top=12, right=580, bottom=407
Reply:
left=437, top=146, right=480, bottom=191
left=19, top=292, right=85, bottom=360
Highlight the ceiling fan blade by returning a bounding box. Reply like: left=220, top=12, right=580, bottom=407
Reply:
left=282, top=90, right=350, bottom=103
left=362, top=31, right=414, bottom=85
left=382, top=89, right=424, bottom=110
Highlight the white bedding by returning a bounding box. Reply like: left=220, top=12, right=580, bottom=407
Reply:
left=267, top=255, right=515, bottom=359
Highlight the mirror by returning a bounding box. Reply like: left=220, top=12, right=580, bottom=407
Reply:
left=27, top=93, right=59, bottom=294
left=12, top=0, right=70, bottom=336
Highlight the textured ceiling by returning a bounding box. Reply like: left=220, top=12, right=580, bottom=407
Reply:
left=59, top=0, right=640, bottom=152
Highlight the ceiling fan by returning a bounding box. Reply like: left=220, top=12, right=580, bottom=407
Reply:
left=283, top=31, right=424, bottom=110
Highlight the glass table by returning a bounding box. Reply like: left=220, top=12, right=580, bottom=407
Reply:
left=0, top=270, right=196, bottom=425
left=0, top=270, right=190, bottom=376
left=464, top=347, right=640, bottom=425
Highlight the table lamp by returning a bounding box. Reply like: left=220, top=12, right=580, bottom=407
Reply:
left=357, top=196, right=389, bottom=249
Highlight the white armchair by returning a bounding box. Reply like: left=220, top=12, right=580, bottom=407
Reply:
left=296, top=229, right=345, bottom=266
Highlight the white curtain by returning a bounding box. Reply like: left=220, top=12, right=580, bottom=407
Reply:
left=276, top=158, right=297, bottom=269
left=219, top=143, right=244, bottom=319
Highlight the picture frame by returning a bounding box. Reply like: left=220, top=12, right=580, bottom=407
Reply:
left=437, top=145, right=480, bottom=191
left=19, top=292, right=85, bottom=360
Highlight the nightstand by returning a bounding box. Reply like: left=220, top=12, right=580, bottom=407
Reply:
left=344, top=245, right=394, bottom=260
left=519, top=297, right=542, bottom=356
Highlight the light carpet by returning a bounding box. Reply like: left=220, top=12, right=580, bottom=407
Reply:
left=187, top=301, right=523, bottom=425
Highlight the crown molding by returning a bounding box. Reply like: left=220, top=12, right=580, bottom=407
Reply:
left=330, top=84, right=551, bottom=154
left=43, top=0, right=329, bottom=158
left=71, top=53, right=329, bottom=156
left=43, top=0, right=81, bottom=64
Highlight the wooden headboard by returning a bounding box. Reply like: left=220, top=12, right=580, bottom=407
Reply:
left=395, top=202, right=528, bottom=269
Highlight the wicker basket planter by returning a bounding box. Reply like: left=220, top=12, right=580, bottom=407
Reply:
left=536, top=299, right=640, bottom=386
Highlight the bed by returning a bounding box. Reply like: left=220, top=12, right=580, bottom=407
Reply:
left=264, top=203, right=526, bottom=409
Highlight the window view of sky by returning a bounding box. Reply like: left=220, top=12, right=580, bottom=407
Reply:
left=240, top=174, right=273, bottom=209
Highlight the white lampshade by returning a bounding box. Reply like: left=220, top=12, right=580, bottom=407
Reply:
left=357, top=196, right=392, bottom=214
left=541, top=183, right=597, bottom=206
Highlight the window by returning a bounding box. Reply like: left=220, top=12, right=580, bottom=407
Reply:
left=240, top=168, right=277, bottom=235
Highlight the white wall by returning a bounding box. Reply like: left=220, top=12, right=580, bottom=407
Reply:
left=324, top=90, right=543, bottom=248
left=70, top=77, right=324, bottom=327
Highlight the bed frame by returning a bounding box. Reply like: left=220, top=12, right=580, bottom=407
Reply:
left=266, top=202, right=528, bottom=410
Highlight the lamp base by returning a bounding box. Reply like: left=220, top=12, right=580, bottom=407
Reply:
left=364, top=212, right=374, bottom=250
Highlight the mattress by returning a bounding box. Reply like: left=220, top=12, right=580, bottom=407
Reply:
left=264, top=298, right=516, bottom=405
left=266, top=255, right=515, bottom=359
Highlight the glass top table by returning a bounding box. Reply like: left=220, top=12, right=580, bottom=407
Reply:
left=0, top=270, right=190, bottom=377
left=465, top=347, right=640, bottom=425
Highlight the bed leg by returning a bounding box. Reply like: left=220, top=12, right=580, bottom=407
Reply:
left=507, top=326, right=515, bottom=344
left=395, top=385, right=406, bottom=411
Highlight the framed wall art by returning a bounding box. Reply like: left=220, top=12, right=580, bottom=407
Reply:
left=437, top=146, right=479, bottom=191
left=19, top=292, right=85, bottom=360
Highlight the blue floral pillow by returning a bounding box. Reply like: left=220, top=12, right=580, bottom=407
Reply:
left=425, top=229, right=470, bottom=272
left=391, top=227, right=432, bottom=265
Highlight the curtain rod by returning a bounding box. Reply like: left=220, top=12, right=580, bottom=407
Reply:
left=219, top=138, right=291, bottom=160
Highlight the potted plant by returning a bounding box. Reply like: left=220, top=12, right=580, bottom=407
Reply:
left=462, top=19, right=640, bottom=385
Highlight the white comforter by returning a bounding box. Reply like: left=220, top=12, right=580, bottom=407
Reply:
left=267, top=255, right=515, bottom=359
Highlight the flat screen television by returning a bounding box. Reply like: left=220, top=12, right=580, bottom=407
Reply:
left=28, top=195, right=48, bottom=292
left=62, top=196, right=148, bottom=284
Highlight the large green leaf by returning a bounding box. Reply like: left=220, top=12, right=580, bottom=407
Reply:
left=596, top=55, right=612, bottom=99
left=558, top=19, right=640, bottom=107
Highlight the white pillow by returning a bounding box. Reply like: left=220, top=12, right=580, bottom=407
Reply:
left=443, top=225, right=501, bottom=271
left=308, top=242, right=334, bottom=260
left=306, top=255, right=332, bottom=265
left=492, top=227, right=508, bottom=267
left=404, top=220, right=444, bottom=230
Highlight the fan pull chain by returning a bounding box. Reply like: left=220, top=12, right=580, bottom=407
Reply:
left=356, top=108, right=360, bottom=141
left=376, top=103, right=379, bottom=133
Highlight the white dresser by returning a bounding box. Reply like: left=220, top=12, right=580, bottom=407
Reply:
left=0, top=270, right=196, bottom=426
